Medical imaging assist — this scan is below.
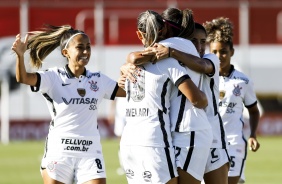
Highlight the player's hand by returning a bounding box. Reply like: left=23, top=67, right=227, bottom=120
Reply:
left=153, top=43, right=170, bottom=61
left=11, top=34, right=29, bottom=56
left=142, top=46, right=157, bottom=63
left=248, top=137, right=260, bottom=152
left=120, top=63, right=141, bottom=83
left=118, top=74, right=126, bottom=90
left=143, top=43, right=170, bottom=63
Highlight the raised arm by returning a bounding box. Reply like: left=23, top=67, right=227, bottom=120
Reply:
left=11, top=34, right=38, bottom=86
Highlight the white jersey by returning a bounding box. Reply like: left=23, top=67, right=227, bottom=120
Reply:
left=31, top=65, right=118, bottom=157
left=120, top=48, right=190, bottom=147
left=160, top=37, right=211, bottom=133
left=201, top=53, right=228, bottom=149
left=218, top=65, right=257, bottom=147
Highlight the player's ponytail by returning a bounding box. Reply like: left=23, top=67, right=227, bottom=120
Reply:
left=27, top=25, right=85, bottom=68
left=137, top=10, right=165, bottom=47
left=178, top=9, right=195, bottom=39
left=161, top=8, right=195, bottom=39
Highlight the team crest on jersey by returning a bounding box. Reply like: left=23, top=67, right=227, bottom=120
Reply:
left=219, top=90, right=226, bottom=100
left=88, top=80, right=99, bottom=92
left=47, top=161, right=57, bottom=172
left=130, top=68, right=145, bottom=102
left=233, top=84, right=242, bottom=96
left=77, top=88, right=86, bottom=97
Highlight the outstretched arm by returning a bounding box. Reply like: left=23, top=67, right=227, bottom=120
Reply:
left=126, top=51, right=155, bottom=66
left=144, top=43, right=214, bottom=75
left=11, top=34, right=38, bottom=86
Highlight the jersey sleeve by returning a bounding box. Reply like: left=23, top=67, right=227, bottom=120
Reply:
left=159, top=37, right=199, bottom=57
left=100, top=73, right=119, bottom=100
left=159, top=37, right=200, bottom=87
left=203, top=53, right=219, bottom=77
left=156, top=57, right=190, bottom=87
left=30, top=68, right=56, bottom=93
left=244, top=78, right=258, bottom=107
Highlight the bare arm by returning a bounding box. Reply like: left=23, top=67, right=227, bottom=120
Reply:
left=115, top=74, right=127, bottom=97
left=170, top=47, right=214, bottom=75
left=144, top=43, right=214, bottom=75
left=116, top=86, right=126, bottom=97
left=11, top=34, right=37, bottom=86
left=127, top=51, right=154, bottom=66
left=178, top=78, right=208, bottom=109
left=108, top=100, right=117, bottom=125
left=247, top=104, right=260, bottom=152
left=120, top=62, right=142, bottom=83
left=121, top=51, right=152, bottom=83
left=117, top=73, right=127, bottom=90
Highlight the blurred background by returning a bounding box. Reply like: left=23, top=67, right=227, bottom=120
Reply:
left=1, top=0, right=282, bottom=143
left=0, top=0, right=281, bottom=143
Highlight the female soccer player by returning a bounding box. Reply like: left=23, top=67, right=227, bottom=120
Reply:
left=145, top=22, right=229, bottom=184
left=119, top=10, right=209, bottom=184
left=204, top=17, right=261, bottom=184
left=11, top=25, right=125, bottom=184
left=120, top=8, right=213, bottom=184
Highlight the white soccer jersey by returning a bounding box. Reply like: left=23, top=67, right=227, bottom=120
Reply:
left=120, top=54, right=190, bottom=147
left=219, top=65, right=257, bottom=148
left=201, top=53, right=228, bottom=149
left=31, top=65, right=118, bottom=157
left=160, top=37, right=211, bottom=133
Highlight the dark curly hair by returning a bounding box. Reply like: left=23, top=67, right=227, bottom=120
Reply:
left=204, top=17, right=234, bottom=49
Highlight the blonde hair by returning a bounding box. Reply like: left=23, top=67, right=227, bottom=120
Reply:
left=137, top=10, right=166, bottom=47
left=27, top=24, right=86, bottom=68
left=204, top=17, right=234, bottom=49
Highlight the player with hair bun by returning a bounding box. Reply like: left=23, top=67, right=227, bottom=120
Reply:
left=122, top=8, right=214, bottom=184
left=119, top=9, right=209, bottom=184
left=144, top=21, right=230, bottom=184
left=204, top=17, right=261, bottom=184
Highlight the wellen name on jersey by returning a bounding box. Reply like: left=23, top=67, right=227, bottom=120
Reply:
left=126, top=108, right=149, bottom=117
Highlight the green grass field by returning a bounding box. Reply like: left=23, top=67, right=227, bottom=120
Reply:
left=0, top=136, right=281, bottom=184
